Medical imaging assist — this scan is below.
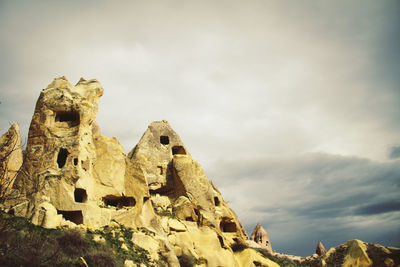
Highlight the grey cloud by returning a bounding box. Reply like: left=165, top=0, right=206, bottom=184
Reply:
left=355, top=201, right=400, bottom=216
left=210, top=153, right=400, bottom=256
left=389, top=146, right=400, bottom=159
left=1, top=0, right=400, bottom=257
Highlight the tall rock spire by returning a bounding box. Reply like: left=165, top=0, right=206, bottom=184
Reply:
left=316, top=241, right=326, bottom=256
left=250, top=223, right=273, bottom=253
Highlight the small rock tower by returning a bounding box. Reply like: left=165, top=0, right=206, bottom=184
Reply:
left=316, top=241, right=326, bottom=256
left=250, top=223, right=272, bottom=253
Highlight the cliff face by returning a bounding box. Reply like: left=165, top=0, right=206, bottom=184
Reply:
left=6, top=77, right=278, bottom=267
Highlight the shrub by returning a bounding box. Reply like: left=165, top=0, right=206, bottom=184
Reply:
left=178, top=253, right=199, bottom=267
left=85, top=251, right=117, bottom=267
left=57, top=230, right=89, bottom=256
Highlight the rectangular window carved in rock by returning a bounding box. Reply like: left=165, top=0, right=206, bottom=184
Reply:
left=55, top=111, right=80, bottom=127
left=160, top=136, right=169, bottom=145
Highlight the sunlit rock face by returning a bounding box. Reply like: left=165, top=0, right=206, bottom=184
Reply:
left=13, top=77, right=155, bottom=229
left=128, top=121, right=247, bottom=240
left=8, top=77, right=282, bottom=267
left=250, top=223, right=272, bottom=253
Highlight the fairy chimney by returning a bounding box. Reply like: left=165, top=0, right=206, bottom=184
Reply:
left=250, top=223, right=272, bottom=253
left=316, top=241, right=326, bottom=256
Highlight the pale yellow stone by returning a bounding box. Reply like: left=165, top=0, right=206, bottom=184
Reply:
left=343, top=240, right=372, bottom=267
left=168, top=218, right=187, bottom=232
left=123, top=260, right=135, bottom=267
left=131, top=232, right=160, bottom=260
left=92, top=234, right=106, bottom=244
left=121, top=243, right=129, bottom=251
left=234, top=248, right=280, bottom=267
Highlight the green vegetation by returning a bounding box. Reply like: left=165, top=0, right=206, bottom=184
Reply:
left=0, top=212, right=167, bottom=267
left=253, top=248, right=322, bottom=267
left=153, top=206, right=175, bottom=218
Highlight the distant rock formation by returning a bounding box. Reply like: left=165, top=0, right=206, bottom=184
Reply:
left=250, top=223, right=272, bottom=253
left=322, top=239, right=400, bottom=267
left=316, top=241, right=326, bottom=256
left=0, top=123, right=23, bottom=201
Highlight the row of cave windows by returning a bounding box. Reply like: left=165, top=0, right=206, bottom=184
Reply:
left=56, top=143, right=185, bottom=171
left=160, top=136, right=186, bottom=155
left=54, top=111, right=186, bottom=155
left=73, top=188, right=138, bottom=208
left=74, top=188, right=220, bottom=208
left=73, top=189, right=233, bottom=231
left=57, top=208, right=238, bottom=237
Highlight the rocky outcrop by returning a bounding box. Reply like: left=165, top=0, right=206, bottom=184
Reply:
left=12, top=77, right=156, bottom=231
left=7, top=77, right=279, bottom=267
left=316, top=241, right=326, bottom=256
left=250, top=223, right=272, bottom=253
left=0, top=123, right=23, bottom=203
left=322, top=239, right=400, bottom=267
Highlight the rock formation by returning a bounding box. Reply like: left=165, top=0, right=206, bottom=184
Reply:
left=12, top=77, right=157, bottom=231
left=5, top=77, right=279, bottom=267
left=250, top=223, right=272, bottom=253
left=5, top=76, right=396, bottom=266
left=321, top=239, right=397, bottom=267
left=0, top=123, right=23, bottom=202
left=316, top=241, right=326, bottom=256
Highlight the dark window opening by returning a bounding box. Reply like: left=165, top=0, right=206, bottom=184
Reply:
left=57, top=210, right=83, bottom=225
left=214, top=196, right=220, bottom=206
left=185, top=217, right=194, bottom=221
left=218, top=235, right=224, bottom=248
left=74, top=188, right=87, bottom=203
left=172, top=146, right=186, bottom=155
left=102, top=195, right=136, bottom=208
left=55, top=111, right=80, bottom=127
left=160, top=136, right=169, bottom=145
left=57, top=148, right=69, bottom=168
left=220, top=218, right=237, bottom=233
left=157, top=166, right=163, bottom=175
left=73, top=158, right=78, bottom=166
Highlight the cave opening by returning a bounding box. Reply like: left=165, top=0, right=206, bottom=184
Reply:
left=160, top=136, right=169, bottom=145
left=220, top=218, right=237, bottom=233
left=57, top=210, right=83, bottom=225
left=55, top=111, right=80, bottom=127
left=102, top=195, right=136, bottom=208
left=74, top=188, right=87, bottom=203
left=214, top=197, right=220, bottom=206
left=57, top=148, right=69, bottom=168
left=172, top=146, right=186, bottom=155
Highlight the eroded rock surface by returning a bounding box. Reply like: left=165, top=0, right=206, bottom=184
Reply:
left=7, top=77, right=279, bottom=267
left=250, top=223, right=272, bottom=253
left=0, top=123, right=23, bottom=202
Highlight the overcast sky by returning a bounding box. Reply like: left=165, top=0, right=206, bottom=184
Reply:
left=1, top=0, right=399, bottom=256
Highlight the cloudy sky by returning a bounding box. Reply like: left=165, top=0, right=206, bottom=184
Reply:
left=1, top=0, right=399, bottom=256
